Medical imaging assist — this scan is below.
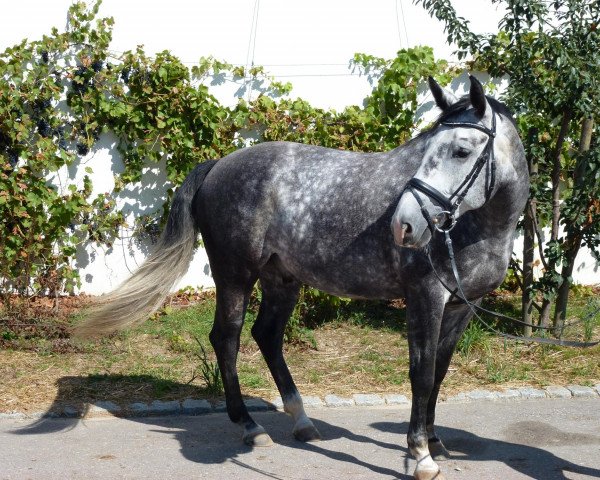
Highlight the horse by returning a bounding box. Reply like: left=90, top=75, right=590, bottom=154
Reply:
left=76, top=75, right=528, bottom=480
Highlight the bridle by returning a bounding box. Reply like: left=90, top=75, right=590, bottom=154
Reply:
left=404, top=110, right=598, bottom=347
left=406, top=112, right=496, bottom=234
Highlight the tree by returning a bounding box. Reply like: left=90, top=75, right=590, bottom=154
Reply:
left=415, top=0, right=600, bottom=335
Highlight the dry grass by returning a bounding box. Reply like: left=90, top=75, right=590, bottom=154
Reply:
left=0, top=291, right=599, bottom=413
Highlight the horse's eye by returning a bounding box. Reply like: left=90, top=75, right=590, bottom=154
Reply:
left=453, top=147, right=470, bottom=159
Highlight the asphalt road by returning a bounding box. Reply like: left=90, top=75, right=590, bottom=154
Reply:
left=1, top=398, right=599, bottom=479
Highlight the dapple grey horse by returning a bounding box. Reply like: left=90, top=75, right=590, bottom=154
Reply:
left=77, top=75, right=528, bottom=479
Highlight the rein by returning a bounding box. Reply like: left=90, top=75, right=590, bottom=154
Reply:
left=408, top=112, right=599, bottom=348
left=427, top=230, right=599, bottom=347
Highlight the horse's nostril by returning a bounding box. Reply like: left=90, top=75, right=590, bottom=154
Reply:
left=392, top=219, right=415, bottom=246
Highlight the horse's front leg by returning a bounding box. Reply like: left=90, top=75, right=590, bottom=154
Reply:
left=426, top=301, right=477, bottom=461
left=406, top=289, right=446, bottom=480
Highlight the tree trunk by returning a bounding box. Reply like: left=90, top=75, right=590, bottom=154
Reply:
left=522, top=205, right=535, bottom=337
left=521, top=129, right=539, bottom=337
left=553, top=117, right=594, bottom=336
left=540, top=110, right=572, bottom=329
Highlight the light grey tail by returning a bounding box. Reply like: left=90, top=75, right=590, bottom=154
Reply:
left=74, top=160, right=218, bottom=338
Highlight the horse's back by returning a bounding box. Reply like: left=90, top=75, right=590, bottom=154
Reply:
left=194, top=141, right=415, bottom=298
left=198, top=141, right=408, bottom=238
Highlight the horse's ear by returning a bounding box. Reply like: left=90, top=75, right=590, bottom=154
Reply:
left=469, top=75, right=487, bottom=118
left=428, top=76, right=458, bottom=111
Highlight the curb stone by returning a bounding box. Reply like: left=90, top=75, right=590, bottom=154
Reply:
left=517, top=386, right=546, bottom=399
left=324, top=394, right=354, bottom=407
left=495, top=389, right=521, bottom=401
left=2, top=384, right=598, bottom=420
left=0, top=412, right=27, bottom=420
left=384, top=394, right=409, bottom=406
left=148, top=400, right=181, bottom=415
left=444, top=392, right=471, bottom=404
left=128, top=402, right=149, bottom=416
left=544, top=385, right=572, bottom=399
left=301, top=396, right=324, bottom=408
left=353, top=394, right=385, bottom=407
left=182, top=399, right=212, bottom=415
left=567, top=385, right=597, bottom=398
left=466, top=390, right=497, bottom=401
left=90, top=401, right=122, bottom=415
left=62, top=405, right=81, bottom=418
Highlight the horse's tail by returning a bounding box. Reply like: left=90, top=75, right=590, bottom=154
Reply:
left=74, top=160, right=218, bottom=338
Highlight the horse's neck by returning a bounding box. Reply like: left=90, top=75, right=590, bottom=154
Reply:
left=476, top=178, right=528, bottom=240
left=391, top=141, right=427, bottom=173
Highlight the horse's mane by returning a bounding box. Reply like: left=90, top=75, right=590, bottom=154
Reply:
left=416, top=95, right=516, bottom=140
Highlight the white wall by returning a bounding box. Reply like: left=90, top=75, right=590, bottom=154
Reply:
left=1, top=1, right=598, bottom=291
left=0, top=0, right=505, bottom=110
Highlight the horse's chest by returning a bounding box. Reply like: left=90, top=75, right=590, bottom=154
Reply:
left=455, top=242, right=511, bottom=296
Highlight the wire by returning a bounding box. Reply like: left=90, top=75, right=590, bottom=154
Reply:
left=245, top=0, right=260, bottom=70
left=396, top=0, right=411, bottom=49
left=251, top=63, right=350, bottom=67
left=107, top=49, right=352, bottom=68
left=250, top=0, right=261, bottom=68
left=261, top=73, right=359, bottom=78
left=245, top=0, right=261, bottom=102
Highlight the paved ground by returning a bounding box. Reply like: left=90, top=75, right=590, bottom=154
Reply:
left=1, top=398, right=599, bottom=479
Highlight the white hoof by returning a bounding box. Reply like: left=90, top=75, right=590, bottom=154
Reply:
left=242, top=425, right=273, bottom=447
left=414, top=467, right=445, bottom=480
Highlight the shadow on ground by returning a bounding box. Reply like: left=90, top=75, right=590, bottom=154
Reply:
left=10, top=374, right=412, bottom=478
left=373, top=420, right=600, bottom=480
left=9, top=374, right=600, bottom=480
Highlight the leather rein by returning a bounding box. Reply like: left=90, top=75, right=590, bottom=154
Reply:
left=406, top=112, right=599, bottom=348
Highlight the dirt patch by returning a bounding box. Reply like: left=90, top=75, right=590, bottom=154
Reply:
left=0, top=295, right=92, bottom=352
left=0, top=292, right=599, bottom=413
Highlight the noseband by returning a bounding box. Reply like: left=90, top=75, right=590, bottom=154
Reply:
left=407, top=112, right=497, bottom=233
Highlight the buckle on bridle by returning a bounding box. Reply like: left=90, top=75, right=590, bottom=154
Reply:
left=432, top=210, right=456, bottom=232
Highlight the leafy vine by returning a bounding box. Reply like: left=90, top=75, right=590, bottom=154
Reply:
left=0, top=0, right=451, bottom=302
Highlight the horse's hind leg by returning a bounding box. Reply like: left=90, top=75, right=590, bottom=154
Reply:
left=209, top=271, right=272, bottom=447
left=426, top=302, right=476, bottom=461
left=251, top=258, right=321, bottom=442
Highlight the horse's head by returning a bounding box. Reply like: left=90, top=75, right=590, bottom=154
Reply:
left=392, top=75, right=519, bottom=248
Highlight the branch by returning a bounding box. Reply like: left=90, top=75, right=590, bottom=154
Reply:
left=529, top=201, right=551, bottom=272
left=549, top=110, right=572, bottom=241
left=509, top=257, right=542, bottom=312
left=509, top=257, right=525, bottom=290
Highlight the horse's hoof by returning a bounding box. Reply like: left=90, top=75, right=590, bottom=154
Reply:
left=429, top=439, right=450, bottom=461
left=414, top=468, right=445, bottom=480
left=242, top=427, right=273, bottom=447
left=293, top=424, right=322, bottom=442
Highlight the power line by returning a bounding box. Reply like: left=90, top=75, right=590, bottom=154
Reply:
left=245, top=0, right=261, bottom=102
left=241, top=63, right=351, bottom=67
left=264, top=73, right=358, bottom=78
left=396, top=0, right=410, bottom=49
left=107, top=51, right=352, bottom=68
left=245, top=0, right=260, bottom=70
